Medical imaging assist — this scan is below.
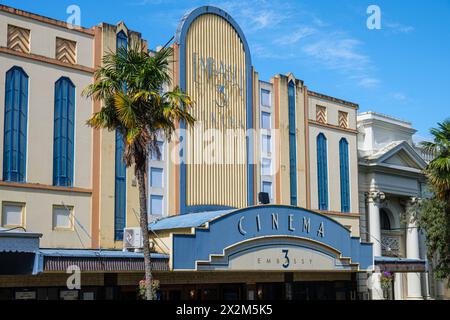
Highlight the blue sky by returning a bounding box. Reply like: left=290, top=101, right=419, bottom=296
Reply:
left=3, top=0, right=450, bottom=140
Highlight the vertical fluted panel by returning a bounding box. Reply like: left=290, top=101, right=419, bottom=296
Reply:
left=185, top=14, right=248, bottom=208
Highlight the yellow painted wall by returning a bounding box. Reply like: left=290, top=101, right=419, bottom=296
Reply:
left=184, top=13, right=248, bottom=209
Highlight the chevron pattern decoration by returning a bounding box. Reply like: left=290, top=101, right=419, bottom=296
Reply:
left=338, top=111, right=349, bottom=128
left=7, top=25, right=30, bottom=53
left=316, top=105, right=327, bottom=124
left=56, top=37, right=77, bottom=64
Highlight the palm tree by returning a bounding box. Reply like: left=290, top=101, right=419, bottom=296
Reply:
left=83, top=45, right=195, bottom=300
left=421, top=119, right=450, bottom=205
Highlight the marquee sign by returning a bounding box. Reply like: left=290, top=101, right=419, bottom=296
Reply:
left=168, top=206, right=373, bottom=272
left=175, top=6, right=254, bottom=214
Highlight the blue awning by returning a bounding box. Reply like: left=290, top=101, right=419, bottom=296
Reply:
left=0, top=229, right=42, bottom=275
left=149, top=210, right=233, bottom=231
left=0, top=229, right=41, bottom=253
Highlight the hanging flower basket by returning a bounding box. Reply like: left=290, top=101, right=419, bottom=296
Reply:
left=137, top=279, right=160, bottom=300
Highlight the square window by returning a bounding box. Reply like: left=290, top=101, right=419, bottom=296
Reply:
left=151, top=141, right=164, bottom=161
left=261, top=89, right=271, bottom=107
left=53, top=205, right=73, bottom=230
left=2, top=203, right=24, bottom=227
left=261, top=112, right=271, bottom=130
left=261, top=135, right=272, bottom=154
left=262, top=181, right=273, bottom=200
left=150, top=195, right=163, bottom=216
left=150, top=168, right=164, bottom=188
left=261, top=158, right=272, bottom=176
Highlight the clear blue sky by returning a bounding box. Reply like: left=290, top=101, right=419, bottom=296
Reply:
left=3, top=0, right=450, bottom=141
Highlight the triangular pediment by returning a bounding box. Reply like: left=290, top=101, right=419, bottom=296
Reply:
left=383, top=149, right=422, bottom=169
left=376, top=141, right=427, bottom=170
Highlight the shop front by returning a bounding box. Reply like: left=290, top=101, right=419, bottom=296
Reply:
left=150, top=205, right=373, bottom=300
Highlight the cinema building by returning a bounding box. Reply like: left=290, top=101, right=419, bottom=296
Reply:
left=0, top=4, right=440, bottom=300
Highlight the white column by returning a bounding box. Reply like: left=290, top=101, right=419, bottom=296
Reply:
left=367, top=191, right=383, bottom=300
left=368, top=195, right=382, bottom=257
left=406, top=208, right=423, bottom=299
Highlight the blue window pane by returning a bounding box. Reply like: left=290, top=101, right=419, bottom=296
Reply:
left=150, top=195, right=163, bottom=216
left=261, top=89, right=271, bottom=107
left=340, top=138, right=350, bottom=213
left=3, top=67, right=28, bottom=183
left=151, top=141, right=164, bottom=161
left=262, top=181, right=272, bottom=200
left=261, top=158, right=272, bottom=176
left=317, top=133, right=329, bottom=211
left=114, top=130, right=127, bottom=240
left=150, top=168, right=163, bottom=188
left=261, top=135, right=271, bottom=154
left=288, top=81, right=297, bottom=206
left=53, top=77, right=75, bottom=187
left=261, top=112, right=271, bottom=129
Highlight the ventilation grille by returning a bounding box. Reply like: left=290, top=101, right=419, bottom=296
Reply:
left=7, top=25, right=30, bottom=53
left=56, top=37, right=77, bottom=64
left=338, top=111, right=349, bottom=128
left=316, top=105, right=327, bottom=124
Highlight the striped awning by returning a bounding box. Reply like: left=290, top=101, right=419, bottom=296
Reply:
left=375, top=256, right=427, bottom=273
left=36, top=250, right=169, bottom=273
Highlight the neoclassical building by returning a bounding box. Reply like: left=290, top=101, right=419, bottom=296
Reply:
left=0, top=4, right=444, bottom=300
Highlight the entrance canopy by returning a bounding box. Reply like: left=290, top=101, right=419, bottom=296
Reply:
left=149, top=205, right=373, bottom=272
left=0, top=228, right=41, bottom=275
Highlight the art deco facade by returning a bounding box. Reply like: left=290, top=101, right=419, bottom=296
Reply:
left=0, top=4, right=443, bottom=300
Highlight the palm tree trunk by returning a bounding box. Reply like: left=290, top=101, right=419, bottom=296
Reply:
left=136, top=166, right=153, bottom=300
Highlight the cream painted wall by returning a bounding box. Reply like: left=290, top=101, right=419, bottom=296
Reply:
left=0, top=56, right=93, bottom=188
left=309, top=125, right=359, bottom=215
left=308, top=96, right=357, bottom=128
left=0, top=12, right=94, bottom=68
left=0, top=188, right=91, bottom=248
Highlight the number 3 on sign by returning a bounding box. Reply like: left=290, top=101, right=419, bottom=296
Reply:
left=282, top=249, right=290, bottom=269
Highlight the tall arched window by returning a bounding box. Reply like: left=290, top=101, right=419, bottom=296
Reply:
left=114, top=30, right=128, bottom=240
left=317, top=133, right=328, bottom=210
left=339, top=138, right=350, bottom=212
left=53, top=77, right=75, bottom=187
left=380, top=209, right=392, bottom=230
left=3, top=66, right=29, bottom=182
left=288, top=81, right=297, bottom=206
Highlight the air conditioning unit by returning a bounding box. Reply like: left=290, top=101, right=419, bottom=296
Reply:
left=123, top=227, right=143, bottom=251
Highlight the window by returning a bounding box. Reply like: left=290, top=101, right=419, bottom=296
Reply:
left=7, top=25, right=30, bottom=53
left=114, top=31, right=128, bottom=241
left=1, top=203, right=24, bottom=227
left=261, top=158, right=272, bottom=176
left=380, top=209, right=392, bottom=230
left=338, top=111, right=349, bottom=129
left=262, top=181, right=273, bottom=201
left=288, top=81, right=297, bottom=206
left=317, top=133, right=328, bottom=211
left=53, top=77, right=75, bottom=187
left=53, top=205, right=73, bottom=230
left=117, top=31, right=128, bottom=52
left=150, top=168, right=163, bottom=188
left=261, top=112, right=271, bottom=130
left=316, top=105, right=327, bottom=124
left=114, top=131, right=127, bottom=241
left=150, top=195, right=163, bottom=216
left=339, top=138, right=350, bottom=213
left=261, top=135, right=271, bottom=154
left=3, top=67, right=28, bottom=183
left=261, top=89, right=271, bottom=107
left=151, top=141, right=164, bottom=161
